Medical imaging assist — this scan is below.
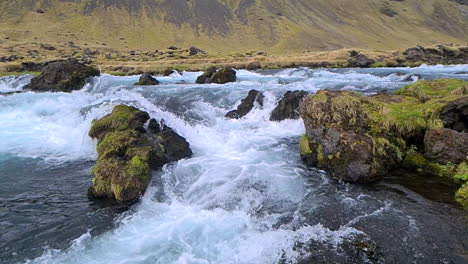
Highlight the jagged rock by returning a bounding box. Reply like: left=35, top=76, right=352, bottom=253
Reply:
left=347, top=51, right=375, bottom=68
left=196, top=67, right=236, bottom=84
left=148, top=118, right=162, bottom=134
left=440, top=96, right=468, bottom=132
left=424, top=128, right=468, bottom=164
left=40, top=43, right=56, bottom=50
left=270, top=91, right=308, bottom=121
left=88, top=105, right=192, bottom=202
left=403, top=45, right=468, bottom=65
left=25, top=58, right=100, bottom=92
left=135, top=73, right=159, bottom=85
left=225, top=89, right=264, bottom=119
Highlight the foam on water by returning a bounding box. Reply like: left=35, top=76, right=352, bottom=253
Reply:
left=0, top=64, right=466, bottom=263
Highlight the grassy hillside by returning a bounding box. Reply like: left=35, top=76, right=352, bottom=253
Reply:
left=0, top=0, right=467, bottom=55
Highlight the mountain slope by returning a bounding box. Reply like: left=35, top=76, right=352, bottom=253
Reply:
left=0, top=0, right=467, bottom=53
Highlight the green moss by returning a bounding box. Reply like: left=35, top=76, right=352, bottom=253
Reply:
left=395, top=79, right=468, bottom=101
left=89, top=105, right=149, bottom=140
left=402, top=153, right=428, bottom=170
left=299, top=135, right=312, bottom=157
left=97, top=130, right=140, bottom=158
left=455, top=183, right=468, bottom=208
left=454, top=162, right=468, bottom=183
left=127, top=155, right=150, bottom=180
left=317, top=144, right=324, bottom=164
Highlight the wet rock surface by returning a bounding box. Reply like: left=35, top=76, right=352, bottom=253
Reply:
left=196, top=67, right=236, bottom=84
left=270, top=90, right=308, bottom=121
left=25, top=58, right=100, bottom=92
left=135, top=73, right=159, bottom=85
left=225, top=89, right=264, bottom=119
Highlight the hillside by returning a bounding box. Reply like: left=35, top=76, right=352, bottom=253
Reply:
left=0, top=0, right=467, bottom=55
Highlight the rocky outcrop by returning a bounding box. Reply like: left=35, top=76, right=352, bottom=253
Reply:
left=440, top=96, right=468, bottom=132
left=196, top=67, right=236, bottom=84
left=135, top=73, right=159, bottom=85
left=163, top=69, right=175, bottom=76
left=300, top=79, right=468, bottom=207
left=403, top=45, right=468, bottom=65
left=225, top=90, right=264, bottom=119
left=270, top=91, right=308, bottom=121
left=25, top=58, right=100, bottom=92
left=347, top=51, right=375, bottom=68
left=88, top=105, right=192, bottom=202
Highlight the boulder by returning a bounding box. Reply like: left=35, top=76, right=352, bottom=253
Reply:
left=163, top=69, right=175, bottom=76
left=440, top=96, right=468, bottom=132
left=424, top=128, right=468, bottom=164
left=88, top=105, right=192, bottom=202
left=196, top=67, right=236, bottom=84
left=135, top=73, right=159, bottom=85
left=347, top=51, right=375, bottom=68
left=189, top=46, right=205, bottom=56
left=300, top=79, right=468, bottom=206
left=270, top=91, right=308, bottom=121
left=196, top=66, right=217, bottom=84
left=225, top=90, right=264, bottom=119
left=25, top=58, right=100, bottom=92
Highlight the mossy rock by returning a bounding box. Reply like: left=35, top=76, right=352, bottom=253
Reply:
left=89, top=105, right=150, bottom=140
left=455, top=183, right=468, bottom=208
left=300, top=79, right=468, bottom=184
left=88, top=104, right=192, bottom=202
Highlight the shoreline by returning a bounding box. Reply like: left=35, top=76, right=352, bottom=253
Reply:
left=1, top=44, right=467, bottom=77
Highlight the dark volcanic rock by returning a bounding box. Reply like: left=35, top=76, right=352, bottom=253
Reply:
left=163, top=69, right=175, bottom=76
left=188, top=46, right=205, bottom=56
left=403, top=45, right=468, bottom=65
left=25, top=58, right=100, bottom=92
left=270, top=91, right=308, bottom=121
left=347, top=51, right=375, bottom=68
left=88, top=105, right=192, bottom=202
left=424, top=128, right=468, bottom=164
left=135, top=73, right=159, bottom=85
left=225, top=89, right=264, bottom=119
left=440, top=97, right=468, bottom=132
left=196, top=67, right=236, bottom=84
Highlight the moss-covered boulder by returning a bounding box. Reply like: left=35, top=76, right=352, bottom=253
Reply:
left=88, top=105, right=192, bottom=202
left=300, top=79, right=468, bottom=201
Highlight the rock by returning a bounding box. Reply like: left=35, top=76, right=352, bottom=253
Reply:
left=163, top=69, right=175, bottom=76
left=225, top=89, right=264, bottom=119
left=424, top=128, right=468, bottom=164
left=347, top=51, right=375, bottom=68
left=135, top=73, right=159, bottom=85
left=270, top=91, right=308, bottom=121
left=210, top=68, right=237, bottom=84
left=148, top=118, right=162, bottom=134
left=196, top=67, right=236, bottom=84
left=195, top=66, right=217, bottom=84
left=40, top=43, right=56, bottom=50
left=188, top=46, right=205, bottom=56
left=403, top=45, right=468, bottom=65
left=88, top=105, right=192, bottom=202
left=300, top=90, right=402, bottom=182
left=300, top=79, right=468, bottom=206
left=25, top=58, right=100, bottom=92
left=36, top=9, right=45, bottom=13
left=246, top=61, right=261, bottom=70
left=440, top=97, right=468, bottom=132
left=167, top=46, right=178, bottom=50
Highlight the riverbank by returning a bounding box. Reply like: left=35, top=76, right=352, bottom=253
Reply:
left=1, top=44, right=467, bottom=76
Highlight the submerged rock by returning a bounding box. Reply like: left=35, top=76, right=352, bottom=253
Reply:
left=225, top=89, right=264, bottom=119
left=25, top=58, right=100, bottom=92
left=88, top=105, right=192, bottom=202
left=135, top=73, right=159, bottom=85
left=163, top=68, right=176, bottom=76
left=300, top=79, right=468, bottom=192
left=270, top=90, right=308, bottom=121
left=196, top=67, right=236, bottom=84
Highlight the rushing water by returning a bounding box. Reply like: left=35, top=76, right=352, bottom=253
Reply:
left=1, top=66, right=468, bottom=264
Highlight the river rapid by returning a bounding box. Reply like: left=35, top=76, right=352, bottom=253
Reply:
left=1, top=65, right=468, bottom=264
